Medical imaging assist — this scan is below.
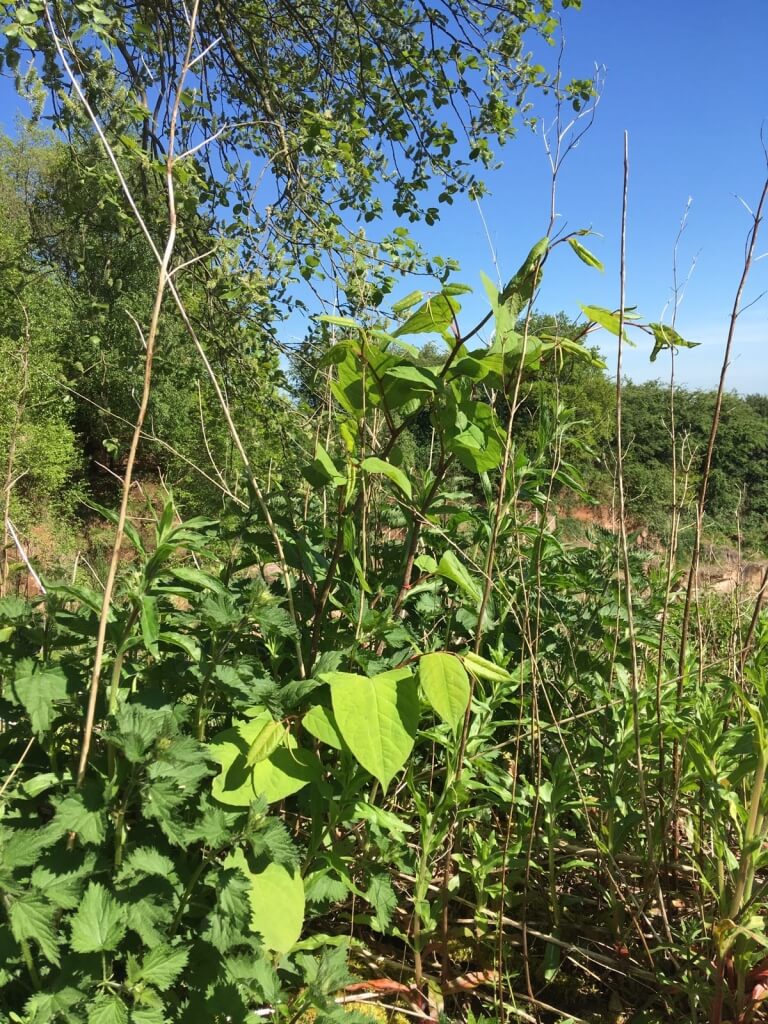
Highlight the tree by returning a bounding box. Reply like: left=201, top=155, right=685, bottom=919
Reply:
left=2, top=0, right=590, bottom=313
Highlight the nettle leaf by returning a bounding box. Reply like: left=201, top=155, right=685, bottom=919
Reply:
left=25, top=987, right=84, bottom=1022
left=11, top=658, right=68, bottom=736
left=229, top=850, right=305, bottom=954
left=8, top=893, right=60, bottom=964
left=365, top=873, right=397, bottom=931
left=419, top=653, right=470, bottom=732
left=124, top=896, right=174, bottom=947
left=131, top=1010, right=165, bottom=1024
left=117, top=846, right=178, bottom=885
left=324, top=669, right=419, bottom=789
left=360, top=456, right=412, bottom=499
left=70, top=883, right=126, bottom=953
left=87, top=996, right=129, bottom=1024
left=53, top=788, right=107, bottom=845
left=0, top=823, right=59, bottom=869
left=136, top=943, right=189, bottom=991
left=31, top=867, right=84, bottom=911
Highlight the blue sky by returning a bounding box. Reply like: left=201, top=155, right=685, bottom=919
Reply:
left=1, top=0, right=766, bottom=391
left=400, top=0, right=768, bottom=392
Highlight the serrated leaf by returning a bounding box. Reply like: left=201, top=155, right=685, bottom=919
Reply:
left=365, top=874, right=396, bottom=931
left=53, top=790, right=106, bottom=845
left=8, top=893, right=60, bottom=964
left=117, top=846, right=177, bottom=884
left=25, top=987, right=84, bottom=1022
left=88, top=996, right=129, bottom=1024
left=70, top=883, right=126, bottom=953
left=12, top=659, right=68, bottom=736
left=137, top=943, right=189, bottom=991
left=325, top=670, right=418, bottom=789
left=419, top=653, right=470, bottom=731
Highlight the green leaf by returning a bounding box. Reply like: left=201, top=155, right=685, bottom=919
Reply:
left=419, top=653, right=470, bottom=732
left=360, top=457, right=412, bottom=499
left=136, top=943, right=189, bottom=991
left=245, top=718, right=286, bottom=766
left=303, top=705, right=345, bottom=749
left=646, top=322, right=700, bottom=362
left=166, top=566, right=227, bottom=595
left=158, top=631, right=201, bottom=661
left=568, top=237, right=604, bottom=271
left=436, top=551, right=482, bottom=603
left=53, top=790, right=106, bottom=845
left=325, top=670, right=419, bottom=789
left=70, top=882, right=126, bottom=953
left=8, top=893, right=60, bottom=964
left=25, top=987, right=84, bottom=1022
left=209, top=722, right=318, bottom=806
left=317, top=314, right=362, bottom=330
left=365, top=874, right=397, bottom=931
left=393, top=292, right=459, bottom=337
left=498, top=237, right=548, bottom=316
left=88, top=996, right=129, bottom=1024
left=461, top=651, right=515, bottom=683
left=301, top=441, right=346, bottom=489
left=580, top=304, right=635, bottom=345
left=229, top=850, right=305, bottom=954
left=391, top=289, right=424, bottom=314
left=140, top=596, right=159, bottom=655
left=11, top=659, right=68, bottom=736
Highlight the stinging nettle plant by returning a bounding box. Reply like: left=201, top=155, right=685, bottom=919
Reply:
left=4, top=2, right=768, bottom=1023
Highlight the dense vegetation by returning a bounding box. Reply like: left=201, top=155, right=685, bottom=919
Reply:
left=2, top=3, right=768, bottom=1024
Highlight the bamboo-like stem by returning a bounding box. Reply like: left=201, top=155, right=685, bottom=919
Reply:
left=45, top=5, right=305, bottom=678
left=614, top=133, right=649, bottom=826
left=63, top=0, right=196, bottom=787
left=1, top=315, right=29, bottom=597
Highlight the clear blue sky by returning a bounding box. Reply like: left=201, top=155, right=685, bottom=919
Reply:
left=1, top=0, right=766, bottom=391
left=410, top=0, right=768, bottom=392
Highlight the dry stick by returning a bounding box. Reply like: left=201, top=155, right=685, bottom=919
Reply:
left=614, top=134, right=650, bottom=832
left=655, top=201, right=695, bottom=802
left=46, top=12, right=305, bottom=677
left=1, top=313, right=29, bottom=597
left=65, top=0, right=196, bottom=787
left=674, top=173, right=768, bottom=794
left=739, top=564, right=768, bottom=673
